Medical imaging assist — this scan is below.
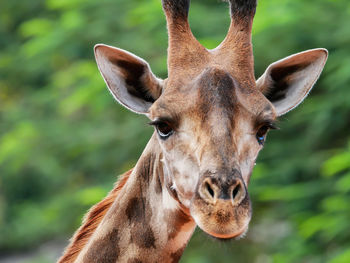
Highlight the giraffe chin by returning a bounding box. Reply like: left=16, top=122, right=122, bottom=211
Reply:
left=195, top=217, right=251, bottom=241
left=208, top=226, right=249, bottom=241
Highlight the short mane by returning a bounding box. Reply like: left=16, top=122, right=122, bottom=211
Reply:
left=57, top=170, right=132, bottom=263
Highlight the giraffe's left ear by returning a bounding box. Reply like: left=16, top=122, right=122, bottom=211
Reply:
left=94, top=44, right=163, bottom=114
left=257, top=48, right=328, bottom=116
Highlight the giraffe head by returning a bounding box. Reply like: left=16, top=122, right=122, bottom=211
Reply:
left=94, top=0, right=327, bottom=240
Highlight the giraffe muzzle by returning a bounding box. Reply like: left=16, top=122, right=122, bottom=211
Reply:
left=190, top=170, right=252, bottom=240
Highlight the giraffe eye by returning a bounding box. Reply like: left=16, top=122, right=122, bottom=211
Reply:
left=255, top=121, right=278, bottom=146
left=156, top=122, right=173, bottom=139
left=149, top=120, right=174, bottom=140
left=256, top=125, right=269, bottom=145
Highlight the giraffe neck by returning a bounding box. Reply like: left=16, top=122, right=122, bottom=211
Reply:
left=74, top=134, right=196, bottom=263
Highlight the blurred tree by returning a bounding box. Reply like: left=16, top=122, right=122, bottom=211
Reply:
left=0, top=0, right=349, bottom=262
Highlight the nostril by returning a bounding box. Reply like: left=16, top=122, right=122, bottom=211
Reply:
left=205, top=182, right=215, bottom=199
left=232, top=184, right=241, bottom=200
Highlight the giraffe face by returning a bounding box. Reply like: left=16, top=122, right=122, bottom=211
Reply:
left=149, top=67, right=277, bottom=239
left=94, top=39, right=327, bottom=241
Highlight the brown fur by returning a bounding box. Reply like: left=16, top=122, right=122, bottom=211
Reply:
left=57, top=170, right=132, bottom=263
left=170, top=244, right=187, bottom=263
left=226, top=0, right=257, bottom=19
left=162, top=0, right=190, bottom=19
left=164, top=208, right=191, bottom=240
left=82, top=228, right=120, bottom=263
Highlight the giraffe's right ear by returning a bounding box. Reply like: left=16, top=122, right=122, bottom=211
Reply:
left=94, top=44, right=163, bottom=114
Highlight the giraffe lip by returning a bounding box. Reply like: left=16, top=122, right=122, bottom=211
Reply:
left=203, top=225, right=249, bottom=241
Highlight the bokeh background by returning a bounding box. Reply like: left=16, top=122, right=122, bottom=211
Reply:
left=1, top=0, right=350, bottom=262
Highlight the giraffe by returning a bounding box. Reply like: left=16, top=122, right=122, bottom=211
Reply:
left=58, top=0, right=328, bottom=262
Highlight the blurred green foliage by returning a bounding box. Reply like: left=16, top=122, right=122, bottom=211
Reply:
left=0, top=0, right=349, bottom=262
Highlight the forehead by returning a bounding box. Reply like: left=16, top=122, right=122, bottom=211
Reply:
left=150, top=68, right=276, bottom=123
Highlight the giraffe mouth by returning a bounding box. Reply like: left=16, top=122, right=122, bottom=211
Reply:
left=194, top=212, right=251, bottom=240
left=190, top=189, right=252, bottom=240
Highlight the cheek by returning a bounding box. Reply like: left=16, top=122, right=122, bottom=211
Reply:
left=240, top=158, right=256, bottom=184
left=237, top=140, right=261, bottom=184
left=163, top=150, right=200, bottom=200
